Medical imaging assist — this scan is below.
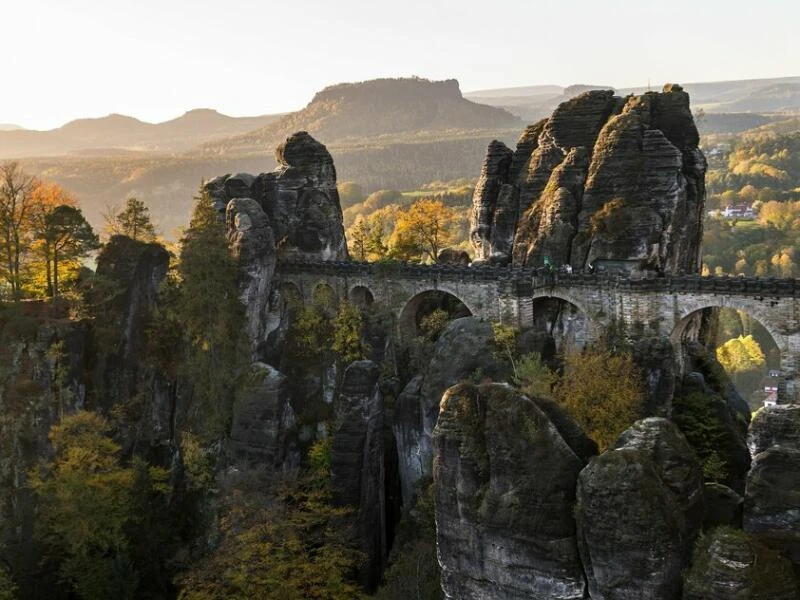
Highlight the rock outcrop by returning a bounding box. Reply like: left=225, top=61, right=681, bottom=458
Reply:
left=206, top=131, right=347, bottom=262
left=576, top=418, right=704, bottom=599
left=331, top=361, right=386, bottom=591
left=229, top=363, right=296, bottom=467
left=471, top=85, right=706, bottom=274
left=433, top=383, right=587, bottom=599
left=744, top=406, right=800, bottom=564
left=393, top=317, right=507, bottom=506
left=226, top=198, right=276, bottom=355
left=683, top=528, right=799, bottom=600
left=91, top=236, right=172, bottom=437
left=205, top=132, right=348, bottom=360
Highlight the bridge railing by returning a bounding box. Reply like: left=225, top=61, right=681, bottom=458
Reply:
left=276, top=260, right=800, bottom=297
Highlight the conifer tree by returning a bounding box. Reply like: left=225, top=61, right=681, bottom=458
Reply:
left=177, top=188, right=247, bottom=437
left=105, top=197, right=157, bottom=242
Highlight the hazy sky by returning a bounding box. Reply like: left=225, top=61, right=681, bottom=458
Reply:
left=4, top=0, right=798, bottom=130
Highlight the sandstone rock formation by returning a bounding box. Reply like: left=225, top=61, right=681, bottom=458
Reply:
left=576, top=418, right=704, bottom=599
left=91, top=236, right=172, bottom=436
left=433, top=383, right=587, bottom=599
left=206, top=131, right=348, bottom=262
left=331, top=360, right=386, bottom=591
left=229, top=363, right=296, bottom=466
left=226, top=198, right=276, bottom=355
left=471, top=85, right=706, bottom=273
left=393, top=317, right=507, bottom=506
left=206, top=132, right=348, bottom=360
left=683, top=528, right=800, bottom=600
left=744, top=408, right=800, bottom=565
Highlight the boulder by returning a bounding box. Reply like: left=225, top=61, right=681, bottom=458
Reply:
left=433, top=383, right=587, bottom=599
left=576, top=448, right=686, bottom=600
left=331, top=361, right=386, bottom=591
left=576, top=417, right=705, bottom=600
left=436, top=247, right=470, bottom=265
left=613, top=417, right=705, bottom=535
left=683, top=529, right=755, bottom=600
left=230, top=363, right=296, bottom=467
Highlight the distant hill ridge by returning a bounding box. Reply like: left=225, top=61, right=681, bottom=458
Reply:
left=203, top=77, right=521, bottom=154
left=0, top=109, right=283, bottom=159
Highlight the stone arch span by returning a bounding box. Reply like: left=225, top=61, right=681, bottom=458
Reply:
left=529, top=293, right=591, bottom=353
left=670, top=302, right=786, bottom=407
left=349, top=285, right=375, bottom=308
left=398, top=289, right=474, bottom=340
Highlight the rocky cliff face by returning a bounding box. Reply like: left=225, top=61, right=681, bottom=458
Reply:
left=433, top=383, right=589, bottom=599
left=744, top=406, right=800, bottom=564
left=204, top=132, right=347, bottom=361
left=0, top=315, right=88, bottom=594
left=393, top=317, right=507, bottom=507
left=576, top=418, right=703, bottom=600
left=331, top=361, right=386, bottom=591
left=91, top=236, right=172, bottom=443
left=471, top=85, right=706, bottom=273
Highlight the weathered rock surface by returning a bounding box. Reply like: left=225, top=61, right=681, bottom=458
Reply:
left=331, top=360, right=386, bottom=591
left=91, top=236, right=172, bottom=437
left=205, top=131, right=348, bottom=360
left=393, top=317, right=507, bottom=506
left=470, top=140, right=514, bottom=263
left=744, top=446, right=800, bottom=562
left=683, top=529, right=755, bottom=600
left=748, top=404, right=800, bottom=456
left=744, top=405, right=800, bottom=564
left=704, top=482, right=744, bottom=528
left=471, top=85, right=706, bottom=274
left=577, top=417, right=705, bottom=600
left=229, top=363, right=296, bottom=466
left=433, top=383, right=587, bottom=599
left=226, top=198, right=276, bottom=355
left=614, top=417, right=705, bottom=535
left=683, top=528, right=800, bottom=600
left=436, top=247, right=470, bottom=265
left=205, top=131, right=347, bottom=262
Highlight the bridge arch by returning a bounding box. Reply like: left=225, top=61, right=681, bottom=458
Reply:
left=671, top=303, right=784, bottom=408
left=349, top=285, right=375, bottom=309
left=529, top=293, right=592, bottom=353
left=312, top=282, right=339, bottom=317
left=398, top=289, right=473, bottom=340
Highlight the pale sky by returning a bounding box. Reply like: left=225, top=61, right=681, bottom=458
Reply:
left=3, top=0, right=798, bottom=130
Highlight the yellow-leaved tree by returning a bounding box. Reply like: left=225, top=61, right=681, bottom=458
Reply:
left=555, top=348, right=644, bottom=451
left=29, top=411, right=168, bottom=600
left=389, top=199, right=455, bottom=263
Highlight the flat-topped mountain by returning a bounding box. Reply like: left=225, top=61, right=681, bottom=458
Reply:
left=203, top=77, right=520, bottom=154
left=0, top=109, right=283, bottom=158
left=466, top=76, right=800, bottom=121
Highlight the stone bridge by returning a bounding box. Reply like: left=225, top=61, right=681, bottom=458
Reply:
left=277, top=260, right=800, bottom=400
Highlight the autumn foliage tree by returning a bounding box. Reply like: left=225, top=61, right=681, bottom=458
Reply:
left=0, top=162, right=36, bottom=298
left=389, top=199, right=456, bottom=263
left=555, top=348, right=645, bottom=451
left=29, top=412, right=168, bottom=600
